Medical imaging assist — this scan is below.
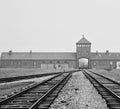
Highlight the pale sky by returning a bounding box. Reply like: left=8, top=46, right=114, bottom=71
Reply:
left=0, top=0, right=120, bottom=54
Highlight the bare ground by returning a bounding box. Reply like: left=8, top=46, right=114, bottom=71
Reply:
left=0, top=68, right=64, bottom=78
left=91, top=69, right=120, bottom=81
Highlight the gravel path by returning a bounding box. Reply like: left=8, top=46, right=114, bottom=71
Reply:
left=50, top=71, right=109, bottom=109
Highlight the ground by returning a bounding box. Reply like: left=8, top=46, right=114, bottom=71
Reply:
left=0, top=75, right=53, bottom=101
left=91, top=69, right=120, bottom=81
left=0, top=68, right=64, bottom=78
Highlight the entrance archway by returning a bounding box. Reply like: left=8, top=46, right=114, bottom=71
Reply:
left=78, top=58, right=89, bottom=69
left=116, top=61, right=120, bottom=69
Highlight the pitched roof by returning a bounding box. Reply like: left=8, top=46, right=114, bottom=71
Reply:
left=91, top=52, right=120, bottom=60
left=1, top=52, right=76, bottom=60
left=76, top=36, right=91, bottom=44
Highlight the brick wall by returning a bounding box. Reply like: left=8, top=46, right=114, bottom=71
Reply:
left=1, top=59, right=77, bottom=69
left=90, top=60, right=117, bottom=69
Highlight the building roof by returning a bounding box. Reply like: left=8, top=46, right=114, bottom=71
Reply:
left=91, top=52, right=120, bottom=60
left=76, top=36, right=91, bottom=44
left=1, top=52, right=76, bottom=60
left=2, top=51, right=120, bottom=61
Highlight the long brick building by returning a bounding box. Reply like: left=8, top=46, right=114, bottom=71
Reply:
left=1, top=36, right=120, bottom=69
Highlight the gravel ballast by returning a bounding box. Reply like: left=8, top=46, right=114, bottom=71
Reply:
left=50, top=71, right=109, bottom=109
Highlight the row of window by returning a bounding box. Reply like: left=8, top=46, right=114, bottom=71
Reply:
left=77, top=44, right=90, bottom=47
left=92, top=61, right=113, bottom=66
left=1, top=63, right=69, bottom=69
left=2, top=60, right=70, bottom=65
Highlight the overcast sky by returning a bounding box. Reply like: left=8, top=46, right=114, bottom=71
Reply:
left=0, top=0, right=120, bottom=54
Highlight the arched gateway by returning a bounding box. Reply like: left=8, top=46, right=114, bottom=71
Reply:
left=76, top=35, right=91, bottom=69
left=78, top=58, right=89, bottom=68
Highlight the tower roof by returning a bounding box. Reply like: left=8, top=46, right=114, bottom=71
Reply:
left=76, top=35, right=91, bottom=44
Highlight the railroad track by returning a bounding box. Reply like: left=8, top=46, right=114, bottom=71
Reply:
left=0, top=72, right=72, bottom=109
left=0, top=70, right=78, bottom=83
left=83, top=70, right=120, bottom=109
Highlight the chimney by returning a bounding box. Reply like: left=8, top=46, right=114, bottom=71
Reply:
left=8, top=50, right=12, bottom=55
left=96, top=50, right=98, bottom=55
left=30, top=50, right=32, bottom=54
left=106, top=50, right=109, bottom=54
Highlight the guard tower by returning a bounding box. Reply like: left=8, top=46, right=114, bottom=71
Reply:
left=76, top=35, right=91, bottom=68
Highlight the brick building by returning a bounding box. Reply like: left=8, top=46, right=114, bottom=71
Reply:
left=1, top=36, right=120, bottom=69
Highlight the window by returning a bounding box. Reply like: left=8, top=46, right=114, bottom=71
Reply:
left=57, top=61, right=60, bottom=63
left=64, top=61, right=68, bottom=63
left=41, top=61, right=45, bottom=63
left=50, top=61, right=52, bottom=63
left=99, top=54, right=101, bottom=57
left=33, top=62, right=36, bottom=66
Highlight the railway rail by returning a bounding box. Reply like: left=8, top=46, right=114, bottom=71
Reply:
left=83, top=70, right=120, bottom=109
left=0, top=72, right=73, bottom=109
left=0, top=70, right=77, bottom=83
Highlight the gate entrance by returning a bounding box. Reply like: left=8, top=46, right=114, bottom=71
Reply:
left=116, top=61, right=120, bottom=69
left=78, top=58, right=89, bottom=69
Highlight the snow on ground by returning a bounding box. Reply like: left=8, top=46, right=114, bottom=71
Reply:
left=0, top=75, right=54, bottom=100
left=50, top=71, right=109, bottom=109
left=0, top=75, right=54, bottom=85
left=0, top=68, right=65, bottom=78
